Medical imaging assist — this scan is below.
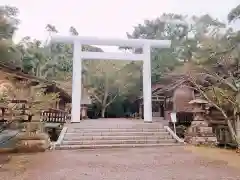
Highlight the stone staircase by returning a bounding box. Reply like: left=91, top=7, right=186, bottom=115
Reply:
left=55, top=119, right=183, bottom=150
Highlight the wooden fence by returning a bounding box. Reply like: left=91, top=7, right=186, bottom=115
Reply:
left=40, top=108, right=70, bottom=123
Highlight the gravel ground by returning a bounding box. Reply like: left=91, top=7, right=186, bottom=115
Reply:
left=1, top=146, right=240, bottom=180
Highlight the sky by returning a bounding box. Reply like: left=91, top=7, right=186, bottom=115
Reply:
left=1, top=0, right=240, bottom=44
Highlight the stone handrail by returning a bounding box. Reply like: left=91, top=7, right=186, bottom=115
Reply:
left=164, top=126, right=185, bottom=143
left=54, top=127, right=68, bottom=148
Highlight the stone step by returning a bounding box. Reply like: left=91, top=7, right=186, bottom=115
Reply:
left=62, top=139, right=176, bottom=145
left=67, top=128, right=167, bottom=133
left=63, top=135, right=173, bottom=141
left=55, top=143, right=183, bottom=150
left=68, top=126, right=165, bottom=129
left=64, top=131, right=169, bottom=137
left=67, top=124, right=164, bottom=129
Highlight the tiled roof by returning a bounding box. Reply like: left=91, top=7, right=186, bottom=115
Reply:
left=55, top=81, right=91, bottom=105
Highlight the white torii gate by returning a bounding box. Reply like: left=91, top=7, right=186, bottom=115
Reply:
left=51, top=36, right=171, bottom=123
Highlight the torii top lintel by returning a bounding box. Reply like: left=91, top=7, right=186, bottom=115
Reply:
left=51, top=35, right=171, bottom=48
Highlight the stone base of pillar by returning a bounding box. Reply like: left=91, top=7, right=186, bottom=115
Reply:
left=184, top=120, right=217, bottom=146
left=81, top=106, right=88, bottom=120
left=144, top=121, right=153, bottom=123
left=81, top=114, right=88, bottom=120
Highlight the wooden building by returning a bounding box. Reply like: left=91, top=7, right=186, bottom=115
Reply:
left=137, top=62, right=237, bottom=145
left=139, top=74, right=233, bottom=145
left=55, top=81, right=91, bottom=119
left=0, top=63, right=70, bottom=108
left=138, top=63, right=200, bottom=123
left=138, top=74, right=195, bottom=123
left=153, top=76, right=195, bottom=123
left=0, top=62, right=92, bottom=122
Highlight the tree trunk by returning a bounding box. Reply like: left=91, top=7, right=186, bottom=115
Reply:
left=219, top=110, right=238, bottom=145
left=101, top=107, right=106, bottom=118
left=101, top=77, right=109, bottom=118
left=235, top=115, right=240, bottom=150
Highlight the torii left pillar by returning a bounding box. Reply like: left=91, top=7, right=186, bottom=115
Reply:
left=71, top=41, right=82, bottom=123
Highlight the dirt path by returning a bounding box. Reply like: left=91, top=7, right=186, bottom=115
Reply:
left=1, top=146, right=240, bottom=180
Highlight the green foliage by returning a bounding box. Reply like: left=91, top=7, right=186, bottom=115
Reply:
left=69, top=26, right=78, bottom=36
left=105, top=96, right=125, bottom=118
left=27, top=85, right=60, bottom=116
left=0, top=5, right=22, bottom=66
left=84, top=60, right=141, bottom=117
left=228, top=4, right=240, bottom=22
left=0, top=5, right=19, bottom=40
left=190, top=25, right=240, bottom=110
left=187, top=6, right=240, bottom=144
left=125, top=13, right=185, bottom=81
left=205, top=87, right=235, bottom=108
left=125, top=13, right=226, bottom=83
left=9, top=81, right=60, bottom=116
left=151, top=48, right=181, bottom=82
left=0, top=90, right=9, bottom=104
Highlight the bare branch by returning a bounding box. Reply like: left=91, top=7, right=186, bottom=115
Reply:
left=105, top=94, right=118, bottom=108
left=199, top=67, right=238, bottom=92
left=212, top=87, right=221, bottom=106
left=89, top=92, right=102, bottom=103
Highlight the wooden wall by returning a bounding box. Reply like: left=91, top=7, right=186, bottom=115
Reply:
left=173, top=85, right=194, bottom=112
left=0, top=73, right=31, bottom=100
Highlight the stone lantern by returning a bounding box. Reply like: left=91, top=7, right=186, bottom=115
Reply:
left=184, top=99, right=217, bottom=145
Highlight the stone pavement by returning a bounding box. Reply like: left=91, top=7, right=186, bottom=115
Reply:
left=2, top=146, right=240, bottom=180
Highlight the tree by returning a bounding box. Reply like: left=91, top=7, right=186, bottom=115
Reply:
left=0, top=5, right=19, bottom=40
left=84, top=60, right=140, bottom=117
left=125, top=13, right=186, bottom=82
left=0, top=5, right=22, bottom=67
left=45, top=24, right=58, bottom=34
left=41, top=25, right=103, bottom=81
left=125, top=13, right=226, bottom=83
left=17, top=37, right=50, bottom=77
left=228, top=4, right=240, bottom=22
left=187, top=12, right=240, bottom=147
left=69, top=26, right=79, bottom=36
left=44, top=24, right=71, bottom=80
left=18, top=24, right=73, bottom=80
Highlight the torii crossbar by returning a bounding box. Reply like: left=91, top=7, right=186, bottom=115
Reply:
left=51, top=35, right=171, bottom=123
